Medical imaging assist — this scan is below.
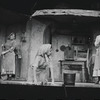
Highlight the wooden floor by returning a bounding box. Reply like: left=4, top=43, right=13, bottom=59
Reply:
left=0, top=79, right=100, bottom=88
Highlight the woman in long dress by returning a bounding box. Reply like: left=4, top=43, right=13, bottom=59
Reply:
left=1, top=32, right=16, bottom=80
left=32, top=44, right=55, bottom=85
left=93, top=35, right=100, bottom=84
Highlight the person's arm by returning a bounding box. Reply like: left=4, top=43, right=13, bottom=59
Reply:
left=49, top=59, right=54, bottom=84
left=2, top=40, right=16, bottom=55
left=2, top=47, right=14, bottom=55
left=50, top=66, right=54, bottom=83
left=46, top=55, right=55, bottom=84
left=33, top=66, right=37, bottom=84
left=32, top=56, right=40, bottom=84
left=1, top=44, right=5, bottom=56
left=1, top=44, right=10, bottom=55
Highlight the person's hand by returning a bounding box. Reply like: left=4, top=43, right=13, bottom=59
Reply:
left=1, top=51, right=5, bottom=55
left=18, top=55, right=22, bottom=59
left=1, top=44, right=4, bottom=48
left=9, top=48, right=14, bottom=53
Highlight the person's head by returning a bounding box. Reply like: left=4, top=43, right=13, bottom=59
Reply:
left=47, top=45, right=52, bottom=56
left=8, top=32, right=15, bottom=40
left=36, top=44, right=52, bottom=57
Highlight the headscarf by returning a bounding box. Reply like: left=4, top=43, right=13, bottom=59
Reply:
left=35, top=44, right=52, bottom=63
left=36, top=44, right=52, bottom=57
left=7, top=32, right=15, bottom=40
left=33, top=44, right=51, bottom=66
left=94, top=35, right=100, bottom=47
left=95, top=35, right=100, bottom=55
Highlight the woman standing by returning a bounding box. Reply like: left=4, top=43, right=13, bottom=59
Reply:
left=32, top=44, right=55, bottom=85
left=1, top=32, right=16, bottom=80
left=93, top=35, right=100, bottom=84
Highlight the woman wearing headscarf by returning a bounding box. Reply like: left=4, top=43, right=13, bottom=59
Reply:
left=1, top=32, right=16, bottom=80
left=93, top=35, right=100, bottom=84
left=32, top=44, right=54, bottom=85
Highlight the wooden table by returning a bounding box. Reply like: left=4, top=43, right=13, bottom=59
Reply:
left=59, top=60, right=86, bottom=82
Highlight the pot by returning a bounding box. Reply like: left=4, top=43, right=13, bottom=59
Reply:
left=63, top=73, right=76, bottom=85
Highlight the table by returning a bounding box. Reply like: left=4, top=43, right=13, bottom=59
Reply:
left=59, top=60, right=86, bottom=82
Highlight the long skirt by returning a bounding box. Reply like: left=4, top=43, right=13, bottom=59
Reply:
left=93, top=50, right=100, bottom=77
left=1, top=51, right=15, bottom=75
left=36, top=67, right=49, bottom=82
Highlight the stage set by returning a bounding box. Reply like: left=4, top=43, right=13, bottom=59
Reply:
left=1, top=4, right=100, bottom=100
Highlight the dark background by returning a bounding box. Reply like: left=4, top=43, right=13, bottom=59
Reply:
left=0, top=0, right=100, bottom=15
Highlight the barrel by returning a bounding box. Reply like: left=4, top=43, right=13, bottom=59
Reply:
left=63, top=73, right=76, bottom=85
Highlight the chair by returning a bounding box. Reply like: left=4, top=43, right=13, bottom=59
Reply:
left=75, top=47, right=90, bottom=81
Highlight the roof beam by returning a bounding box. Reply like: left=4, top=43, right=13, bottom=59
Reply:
left=31, top=9, right=100, bottom=17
